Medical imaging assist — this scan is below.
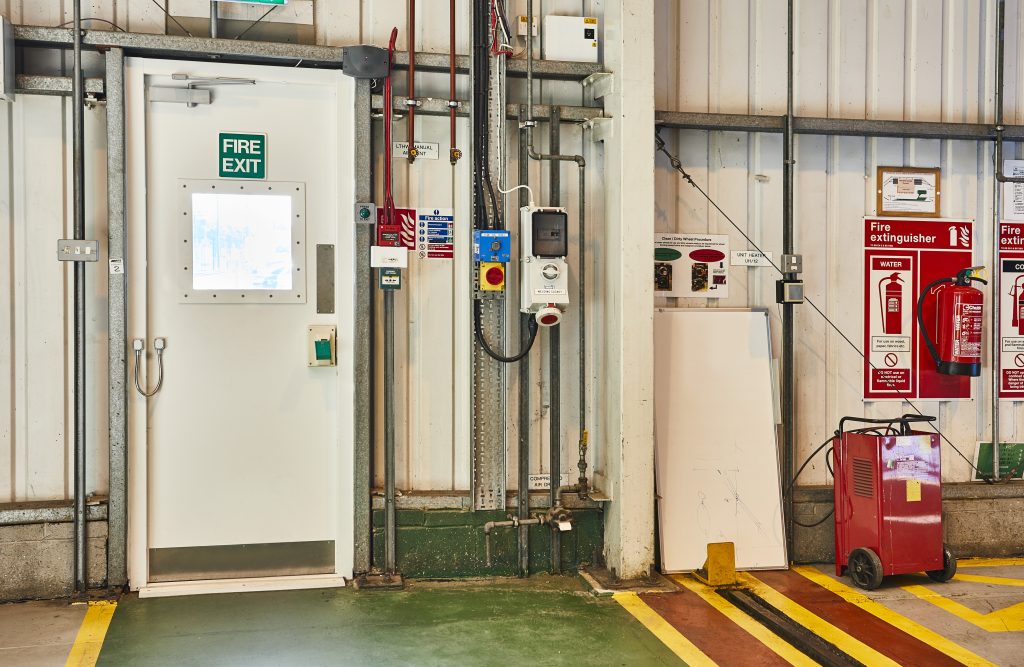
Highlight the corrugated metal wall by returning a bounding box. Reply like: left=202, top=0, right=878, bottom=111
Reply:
left=0, top=0, right=602, bottom=501
left=654, top=0, right=1024, bottom=484
left=6, top=0, right=1017, bottom=504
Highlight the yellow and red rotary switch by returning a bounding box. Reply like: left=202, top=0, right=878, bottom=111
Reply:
left=480, top=262, right=506, bottom=292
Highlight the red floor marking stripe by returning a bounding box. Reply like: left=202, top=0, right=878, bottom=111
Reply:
left=640, top=591, right=790, bottom=667
left=755, top=570, right=963, bottom=667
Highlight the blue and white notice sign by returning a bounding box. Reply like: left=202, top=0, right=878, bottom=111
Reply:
left=417, top=208, right=454, bottom=259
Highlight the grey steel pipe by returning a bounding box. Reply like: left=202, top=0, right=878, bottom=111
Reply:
left=782, top=0, right=796, bottom=556
left=384, top=289, right=397, bottom=575
left=548, top=105, right=562, bottom=574
left=210, top=1, right=219, bottom=39
left=71, top=0, right=87, bottom=598
left=517, top=105, right=531, bottom=578
left=526, top=2, right=589, bottom=513
left=991, top=0, right=1024, bottom=479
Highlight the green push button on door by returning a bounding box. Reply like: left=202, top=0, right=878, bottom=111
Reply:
left=314, top=339, right=332, bottom=361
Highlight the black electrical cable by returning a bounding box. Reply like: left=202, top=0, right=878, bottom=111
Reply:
left=655, top=129, right=997, bottom=482
left=475, top=303, right=539, bottom=363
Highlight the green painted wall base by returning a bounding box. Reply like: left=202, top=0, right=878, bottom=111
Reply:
left=370, top=508, right=604, bottom=578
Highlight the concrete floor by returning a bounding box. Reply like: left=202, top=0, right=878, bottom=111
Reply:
left=3, top=561, right=1024, bottom=666
left=0, top=599, right=87, bottom=666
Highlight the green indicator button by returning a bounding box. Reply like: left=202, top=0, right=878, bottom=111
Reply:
left=314, top=339, right=332, bottom=361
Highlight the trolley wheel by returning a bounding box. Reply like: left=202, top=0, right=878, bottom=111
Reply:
left=848, top=547, right=884, bottom=590
left=926, top=545, right=957, bottom=583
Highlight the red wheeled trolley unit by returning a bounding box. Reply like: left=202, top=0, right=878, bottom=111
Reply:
left=833, top=415, right=957, bottom=590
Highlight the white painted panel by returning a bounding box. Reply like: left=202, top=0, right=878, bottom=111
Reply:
left=654, top=308, right=787, bottom=572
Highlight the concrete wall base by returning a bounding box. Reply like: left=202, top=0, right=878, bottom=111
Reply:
left=0, top=520, right=107, bottom=601
left=793, top=482, right=1024, bottom=563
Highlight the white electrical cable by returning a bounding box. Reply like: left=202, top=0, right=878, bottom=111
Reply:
left=498, top=183, right=534, bottom=207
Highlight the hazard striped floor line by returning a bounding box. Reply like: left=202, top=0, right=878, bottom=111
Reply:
left=613, top=592, right=717, bottom=666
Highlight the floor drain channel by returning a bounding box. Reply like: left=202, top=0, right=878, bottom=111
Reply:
left=716, top=588, right=864, bottom=667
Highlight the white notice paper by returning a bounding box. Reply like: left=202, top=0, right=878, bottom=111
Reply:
left=654, top=233, right=730, bottom=298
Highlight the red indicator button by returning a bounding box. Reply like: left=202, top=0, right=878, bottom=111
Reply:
left=485, top=266, right=505, bottom=285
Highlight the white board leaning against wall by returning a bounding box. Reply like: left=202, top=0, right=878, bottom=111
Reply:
left=653, top=308, right=787, bottom=572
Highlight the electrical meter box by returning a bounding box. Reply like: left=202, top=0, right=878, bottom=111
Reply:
left=520, top=207, right=570, bottom=313
left=543, top=16, right=599, bottom=63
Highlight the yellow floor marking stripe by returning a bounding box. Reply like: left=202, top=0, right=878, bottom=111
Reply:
left=794, top=566, right=997, bottom=667
left=65, top=601, right=117, bottom=667
left=958, top=557, right=1024, bottom=569
left=955, top=573, right=1024, bottom=588
left=671, top=575, right=816, bottom=667
left=903, top=584, right=1024, bottom=632
left=740, top=573, right=900, bottom=667
left=613, top=592, right=718, bottom=666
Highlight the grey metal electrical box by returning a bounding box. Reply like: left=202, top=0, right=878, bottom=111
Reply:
left=0, top=17, right=14, bottom=101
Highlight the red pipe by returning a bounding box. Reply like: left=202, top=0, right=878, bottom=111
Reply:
left=407, top=0, right=417, bottom=162
left=385, top=28, right=399, bottom=225
left=449, top=0, right=460, bottom=164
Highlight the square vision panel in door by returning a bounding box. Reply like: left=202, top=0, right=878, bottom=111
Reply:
left=179, top=180, right=306, bottom=303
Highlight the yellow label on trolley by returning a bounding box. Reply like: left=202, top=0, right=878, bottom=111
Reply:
left=906, top=479, right=922, bottom=502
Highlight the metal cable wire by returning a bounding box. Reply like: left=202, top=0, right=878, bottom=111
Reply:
left=148, top=0, right=193, bottom=37
left=655, top=128, right=998, bottom=482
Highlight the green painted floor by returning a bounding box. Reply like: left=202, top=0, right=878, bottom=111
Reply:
left=97, top=578, right=683, bottom=666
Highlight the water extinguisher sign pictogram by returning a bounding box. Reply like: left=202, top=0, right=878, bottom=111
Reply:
left=917, top=266, right=987, bottom=376
left=1010, top=271, right=1024, bottom=336
left=878, top=272, right=904, bottom=334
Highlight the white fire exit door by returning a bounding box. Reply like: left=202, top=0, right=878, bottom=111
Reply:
left=125, top=59, right=356, bottom=595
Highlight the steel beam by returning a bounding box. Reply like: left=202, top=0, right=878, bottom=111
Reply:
left=14, top=25, right=345, bottom=67
left=353, top=79, right=373, bottom=576
left=0, top=500, right=108, bottom=526
left=15, top=74, right=103, bottom=96
left=13, top=25, right=600, bottom=80
left=372, top=95, right=602, bottom=123
left=656, top=110, right=1024, bottom=141
left=105, top=47, right=128, bottom=589
left=392, top=50, right=602, bottom=81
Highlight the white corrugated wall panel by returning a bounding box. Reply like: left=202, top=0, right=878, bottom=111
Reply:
left=655, top=0, right=1021, bottom=484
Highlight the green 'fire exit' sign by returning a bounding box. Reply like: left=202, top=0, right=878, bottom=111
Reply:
left=219, top=132, right=266, bottom=179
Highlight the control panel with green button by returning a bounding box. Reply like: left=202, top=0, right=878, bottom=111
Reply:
left=307, top=325, right=337, bottom=367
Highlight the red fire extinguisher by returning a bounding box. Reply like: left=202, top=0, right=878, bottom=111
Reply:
left=1011, top=275, right=1024, bottom=336
left=917, top=267, right=987, bottom=376
left=878, top=273, right=904, bottom=334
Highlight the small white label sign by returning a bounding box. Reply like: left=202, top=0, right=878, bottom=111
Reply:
left=392, top=141, right=440, bottom=160
left=108, top=258, right=124, bottom=275
left=528, top=473, right=570, bottom=490
left=731, top=251, right=774, bottom=267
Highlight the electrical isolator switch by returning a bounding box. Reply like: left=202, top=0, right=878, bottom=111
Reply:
left=308, top=325, right=337, bottom=367
left=480, top=262, right=506, bottom=292
left=473, top=230, right=512, bottom=263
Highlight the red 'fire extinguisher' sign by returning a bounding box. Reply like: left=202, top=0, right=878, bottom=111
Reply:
left=863, top=218, right=974, bottom=401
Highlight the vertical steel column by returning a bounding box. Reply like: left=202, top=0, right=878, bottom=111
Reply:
left=782, top=0, right=796, bottom=557
left=384, top=288, right=397, bottom=575
left=210, top=1, right=219, bottom=39
left=106, top=47, right=128, bottom=589
left=548, top=106, right=562, bottom=574
left=71, top=0, right=88, bottom=597
left=517, top=105, right=531, bottom=578
left=353, top=78, right=374, bottom=575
